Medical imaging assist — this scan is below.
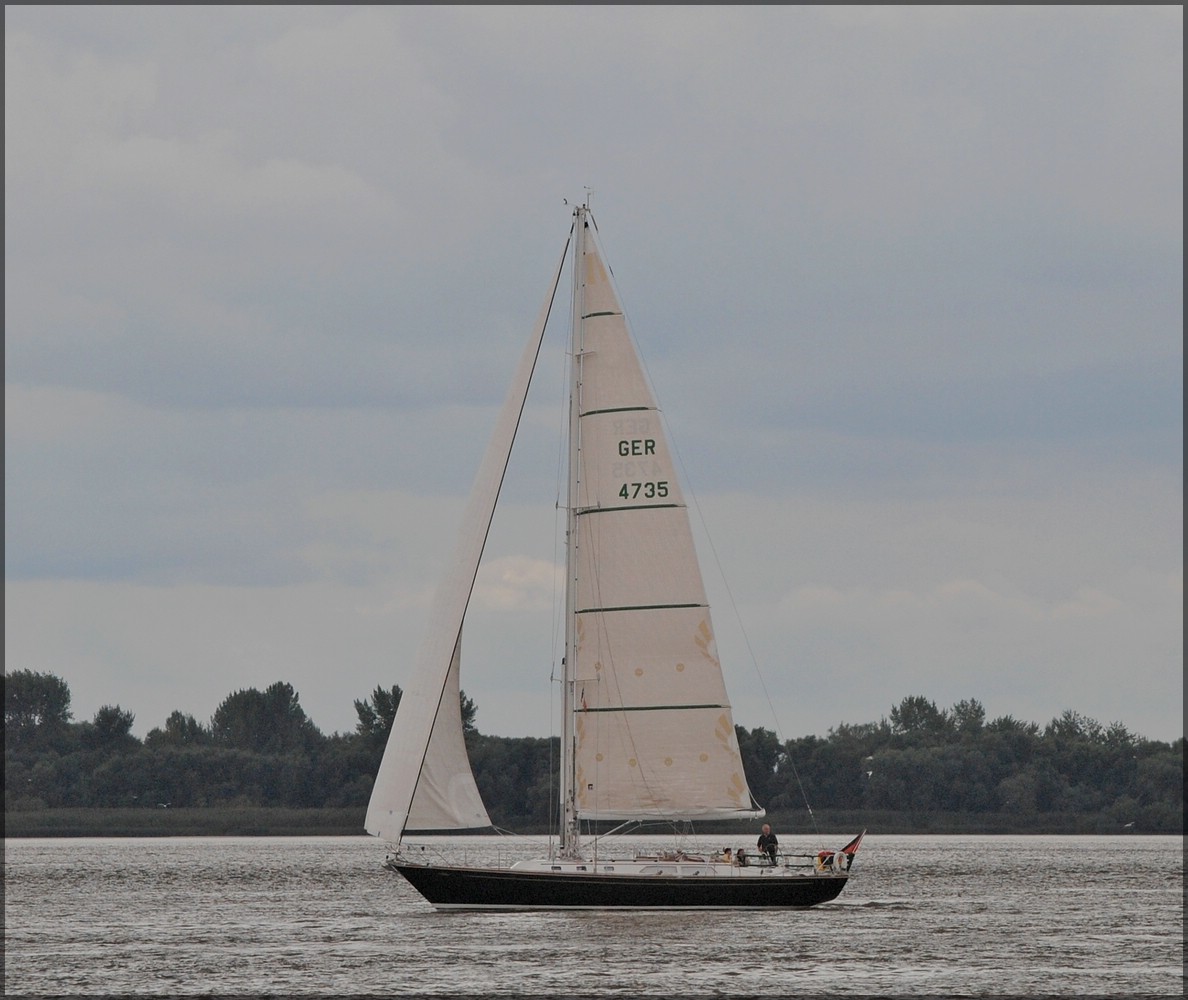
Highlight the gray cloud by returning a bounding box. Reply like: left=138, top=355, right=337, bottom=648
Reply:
left=5, top=6, right=1181, bottom=743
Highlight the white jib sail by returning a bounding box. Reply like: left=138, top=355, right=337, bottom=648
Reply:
left=364, top=245, right=568, bottom=842
left=570, top=234, right=761, bottom=822
left=404, top=638, right=487, bottom=832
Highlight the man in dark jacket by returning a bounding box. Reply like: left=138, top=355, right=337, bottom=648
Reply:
left=757, top=823, right=779, bottom=864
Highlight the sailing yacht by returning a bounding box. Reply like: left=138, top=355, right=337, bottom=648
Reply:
left=365, top=203, right=864, bottom=909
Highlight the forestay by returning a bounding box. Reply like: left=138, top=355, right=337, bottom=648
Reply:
left=364, top=245, right=569, bottom=842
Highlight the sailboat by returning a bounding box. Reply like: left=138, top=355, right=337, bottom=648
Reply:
left=364, top=203, right=864, bottom=909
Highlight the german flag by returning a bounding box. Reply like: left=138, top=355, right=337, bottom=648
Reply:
left=839, top=830, right=866, bottom=857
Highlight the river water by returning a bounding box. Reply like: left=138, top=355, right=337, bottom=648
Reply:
left=3, top=833, right=1182, bottom=996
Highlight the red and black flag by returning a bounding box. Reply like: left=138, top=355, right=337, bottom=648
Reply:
left=839, top=830, right=866, bottom=857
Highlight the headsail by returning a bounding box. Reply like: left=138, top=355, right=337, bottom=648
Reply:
left=403, top=639, right=488, bottom=831
left=568, top=220, right=761, bottom=822
left=364, top=242, right=569, bottom=842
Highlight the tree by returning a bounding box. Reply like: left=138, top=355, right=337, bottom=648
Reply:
left=889, top=695, right=951, bottom=741
left=1102, top=722, right=1137, bottom=750
left=210, top=682, right=322, bottom=754
left=1045, top=709, right=1103, bottom=744
left=354, top=685, right=476, bottom=742
left=4, top=670, right=73, bottom=748
left=951, top=698, right=986, bottom=735
left=354, top=685, right=403, bottom=741
left=86, top=705, right=139, bottom=751
left=4, top=679, right=1182, bottom=829
left=789, top=721, right=890, bottom=811
left=468, top=734, right=557, bottom=828
left=460, top=690, right=477, bottom=735
left=736, top=726, right=784, bottom=808
left=986, top=714, right=1040, bottom=736
left=145, top=710, right=211, bottom=747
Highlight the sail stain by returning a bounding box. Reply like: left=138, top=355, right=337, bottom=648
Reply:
left=693, top=619, right=720, bottom=667
left=727, top=772, right=746, bottom=805
left=713, top=713, right=732, bottom=746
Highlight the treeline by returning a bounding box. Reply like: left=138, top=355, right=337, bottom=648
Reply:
left=4, top=672, right=1183, bottom=833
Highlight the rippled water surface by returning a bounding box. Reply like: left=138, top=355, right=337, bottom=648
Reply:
left=4, top=834, right=1183, bottom=995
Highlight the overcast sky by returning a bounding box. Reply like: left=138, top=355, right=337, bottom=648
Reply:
left=5, top=6, right=1182, bottom=747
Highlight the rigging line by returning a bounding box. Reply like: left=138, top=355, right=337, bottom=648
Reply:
left=546, top=368, right=565, bottom=861
left=548, top=248, right=571, bottom=691
left=394, top=230, right=571, bottom=841
left=665, top=429, right=821, bottom=831
left=545, top=220, right=582, bottom=857
left=550, top=220, right=579, bottom=692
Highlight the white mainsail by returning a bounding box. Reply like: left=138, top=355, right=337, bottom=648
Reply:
left=568, top=225, right=760, bottom=822
left=363, top=245, right=568, bottom=842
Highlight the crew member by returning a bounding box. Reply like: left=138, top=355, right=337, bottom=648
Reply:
left=757, top=823, right=779, bottom=864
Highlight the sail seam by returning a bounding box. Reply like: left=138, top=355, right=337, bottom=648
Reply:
left=575, top=603, right=705, bottom=614
left=576, top=504, right=683, bottom=516
left=576, top=703, right=725, bottom=713
left=579, top=405, right=652, bottom=418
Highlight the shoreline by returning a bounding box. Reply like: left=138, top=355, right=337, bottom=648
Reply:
left=3, top=806, right=1173, bottom=838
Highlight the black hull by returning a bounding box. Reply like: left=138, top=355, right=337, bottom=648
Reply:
left=392, top=862, right=849, bottom=910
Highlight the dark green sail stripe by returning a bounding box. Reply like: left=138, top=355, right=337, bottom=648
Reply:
left=576, top=503, right=682, bottom=517
left=576, top=603, right=705, bottom=615
left=579, top=405, right=651, bottom=418
left=582, top=310, right=621, bottom=319
left=576, top=703, right=724, bottom=714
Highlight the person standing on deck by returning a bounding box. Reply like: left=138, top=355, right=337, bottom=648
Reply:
left=757, top=824, right=779, bottom=864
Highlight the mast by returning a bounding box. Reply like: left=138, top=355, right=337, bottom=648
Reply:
left=560, top=202, right=586, bottom=856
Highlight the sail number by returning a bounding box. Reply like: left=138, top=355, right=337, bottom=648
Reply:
left=618, top=439, right=655, bottom=456
left=617, top=440, right=666, bottom=499
left=619, top=481, right=669, bottom=500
